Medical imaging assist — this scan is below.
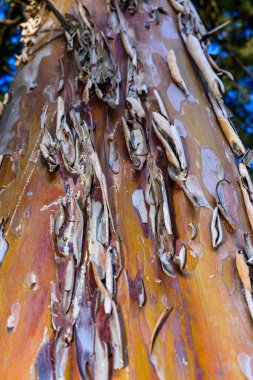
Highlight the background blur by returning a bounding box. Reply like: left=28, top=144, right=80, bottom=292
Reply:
left=0, top=0, right=253, bottom=147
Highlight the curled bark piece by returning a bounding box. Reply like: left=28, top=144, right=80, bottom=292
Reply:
left=55, top=204, right=65, bottom=236
left=151, top=215, right=161, bottom=246
left=239, top=179, right=253, bottom=232
left=150, top=307, right=173, bottom=354
left=166, top=49, right=189, bottom=96
left=76, top=0, right=92, bottom=29
left=0, top=218, right=8, bottom=265
left=147, top=156, right=174, bottom=239
left=71, top=198, right=84, bottom=267
left=81, top=121, right=115, bottom=236
left=185, top=174, right=210, bottom=208
left=23, top=272, right=37, bottom=290
left=168, top=166, right=197, bottom=207
left=245, top=288, right=253, bottom=322
left=6, top=302, right=21, bottom=332
left=60, top=270, right=73, bottom=314
left=206, top=52, right=234, bottom=81
left=122, top=117, right=147, bottom=170
left=50, top=263, right=86, bottom=367
left=178, top=9, right=206, bottom=42
left=147, top=156, right=175, bottom=277
left=126, top=96, right=145, bottom=120
left=211, top=206, right=223, bottom=249
left=92, top=262, right=112, bottom=301
left=154, top=90, right=168, bottom=119
left=74, top=4, right=121, bottom=108
left=67, top=112, right=94, bottom=194
left=40, top=104, right=48, bottom=130
left=20, top=14, right=41, bottom=42
left=115, top=1, right=135, bottom=60
left=63, top=257, right=75, bottom=313
left=90, top=200, right=108, bottom=248
left=159, top=250, right=175, bottom=278
left=126, top=270, right=146, bottom=307
left=108, top=141, right=120, bottom=174
left=90, top=156, right=115, bottom=237
left=56, top=116, right=76, bottom=167
left=244, top=233, right=253, bottom=265
left=168, top=167, right=210, bottom=209
left=57, top=58, right=65, bottom=93
left=54, top=330, right=70, bottom=380
left=51, top=262, right=85, bottom=368
left=104, top=247, right=114, bottom=314
left=160, top=180, right=173, bottom=237
left=236, top=251, right=252, bottom=293
left=239, top=163, right=253, bottom=203
left=175, top=244, right=186, bottom=271
left=241, top=149, right=253, bottom=168
left=56, top=197, right=83, bottom=266
left=132, top=188, right=148, bottom=224
left=110, top=302, right=124, bottom=369
left=126, top=57, right=147, bottom=97
left=94, top=328, right=109, bottom=380
left=74, top=293, right=95, bottom=380
left=120, top=30, right=135, bottom=60
left=137, top=278, right=145, bottom=307
left=218, top=117, right=245, bottom=156
left=153, top=90, right=186, bottom=174
left=186, top=34, right=224, bottom=100
left=152, top=112, right=187, bottom=174
left=215, top=179, right=237, bottom=231
left=152, top=121, right=181, bottom=172
left=40, top=129, right=59, bottom=172
left=145, top=175, right=155, bottom=206
left=72, top=265, right=86, bottom=320
left=188, top=222, right=197, bottom=239
left=56, top=96, right=65, bottom=132
left=168, top=0, right=185, bottom=13
left=119, top=3, right=148, bottom=173
left=208, top=93, right=245, bottom=156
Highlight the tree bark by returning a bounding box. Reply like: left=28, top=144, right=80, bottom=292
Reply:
left=0, top=0, right=253, bottom=379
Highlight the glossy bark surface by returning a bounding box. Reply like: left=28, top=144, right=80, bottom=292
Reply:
left=0, top=1, right=252, bottom=379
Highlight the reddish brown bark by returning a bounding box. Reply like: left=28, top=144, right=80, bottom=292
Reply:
left=0, top=1, right=253, bottom=379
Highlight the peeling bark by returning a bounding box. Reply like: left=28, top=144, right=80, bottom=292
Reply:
left=0, top=0, right=253, bottom=379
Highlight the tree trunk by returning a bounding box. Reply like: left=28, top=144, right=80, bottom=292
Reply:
left=0, top=0, right=253, bottom=379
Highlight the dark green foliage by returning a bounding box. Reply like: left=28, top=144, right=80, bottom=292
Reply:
left=194, top=0, right=253, bottom=147
left=0, top=0, right=27, bottom=98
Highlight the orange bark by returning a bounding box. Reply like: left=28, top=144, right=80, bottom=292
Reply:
left=0, top=1, right=253, bottom=379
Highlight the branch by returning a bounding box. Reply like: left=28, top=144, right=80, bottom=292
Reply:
left=205, top=20, right=231, bottom=36
left=230, top=52, right=253, bottom=82
left=42, top=0, right=72, bottom=32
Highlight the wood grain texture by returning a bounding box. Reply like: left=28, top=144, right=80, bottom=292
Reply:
left=0, top=1, right=252, bottom=379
